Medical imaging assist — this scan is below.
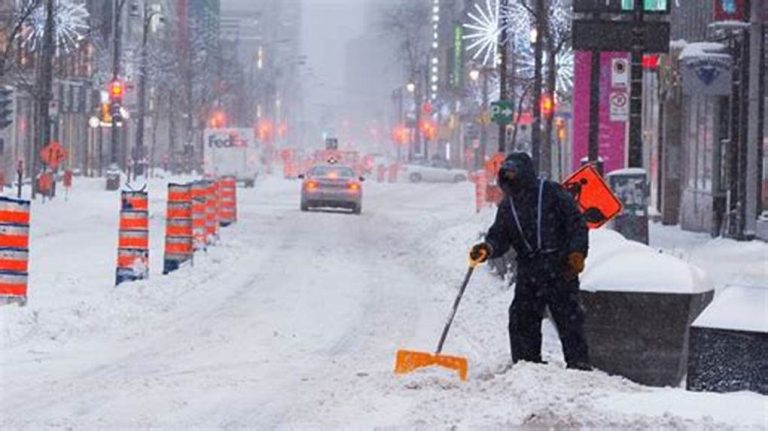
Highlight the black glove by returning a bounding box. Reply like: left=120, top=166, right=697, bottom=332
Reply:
left=469, top=243, right=492, bottom=264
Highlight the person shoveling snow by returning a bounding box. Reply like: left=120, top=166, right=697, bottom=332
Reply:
left=471, top=152, right=592, bottom=371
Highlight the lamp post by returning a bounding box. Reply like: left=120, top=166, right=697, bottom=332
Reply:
left=470, top=67, right=490, bottom=171
left=111, top=0, right=129, bottom=168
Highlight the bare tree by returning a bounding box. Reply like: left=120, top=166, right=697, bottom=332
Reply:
left=379, top=0, right=431, bottom=160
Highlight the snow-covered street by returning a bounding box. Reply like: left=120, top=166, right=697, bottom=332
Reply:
left=0, top=177, right=766, bottom=429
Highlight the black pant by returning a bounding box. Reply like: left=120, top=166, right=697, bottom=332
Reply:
left=508, top=268, right=590, bottom=366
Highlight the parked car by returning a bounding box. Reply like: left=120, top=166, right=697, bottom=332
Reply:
left=401, top=159, right=469, bottom=183
left=299, top=164, right=364, bottom=214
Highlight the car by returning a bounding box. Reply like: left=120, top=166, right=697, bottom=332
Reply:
left=299, top=164, right=364, bottom=214
left=400, top=159, right=469, bottom=183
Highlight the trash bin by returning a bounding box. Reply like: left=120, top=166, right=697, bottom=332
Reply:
left=106, top=164, right=121, bottom=191
left=606, top=168, right=649, bottom=244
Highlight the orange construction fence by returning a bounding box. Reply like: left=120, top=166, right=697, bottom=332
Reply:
left=0, top=196, right=30, bottom=305
left=116, top=190, right=149, bottom=286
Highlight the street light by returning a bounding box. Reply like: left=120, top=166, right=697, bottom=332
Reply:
left=469, top=69, right=480, bottom=81
left=406, top=82, right=416, bottom=93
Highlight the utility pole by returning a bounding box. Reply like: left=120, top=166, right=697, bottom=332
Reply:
left=111, top=0, right=126, bottom=167
left=479, top=68, right=489, bottom=169
left=497, top=0, right=509, bottom=154
left=531, top=0, right=545, bottom=172
left=744, top=0, right=764, bottom=238
left=628, top=0, right=645, bottom=168
left=33, top=0, right=55, bottom=199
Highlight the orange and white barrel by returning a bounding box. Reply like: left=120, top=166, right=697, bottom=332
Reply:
left=205, top=181, right=219, bottom=243
left=116, top=190, right=149, bottom=286
left=0, top=196, right=30, bottom=305
left=388, top=164, right=399, bottom=183
left=218, top=176, right=237, bottom=226
left=163, top=183, right=193, bottom=274
left=191, top=181, right=208, bottom=251
left=475, top=170, right=487, bottom=214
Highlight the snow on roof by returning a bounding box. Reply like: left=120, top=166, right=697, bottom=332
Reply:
left=582, top=229, right=714, bottom=294
left=679, top=42, right=728, bottom=60
left=607, top=168, right=647, bottom=176
left=693, top=285, right=768, bottom=333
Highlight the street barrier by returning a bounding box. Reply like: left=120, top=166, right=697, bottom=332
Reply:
left=474, top=171, right=487, bottom=213
left=0, top=196, right=30, bottom=305
left=163, top=183, right=193, bottom=274
left=218, top=176, right=237, bottom=226
left=116, top=190, right=149, bottom=286
left=205, top=181, right=220, bottom=243
left=191, top=181, right=208, bottom=251
left=387, top=164, right=399, bottom=183
left=377, top=165, right=386, bottom=183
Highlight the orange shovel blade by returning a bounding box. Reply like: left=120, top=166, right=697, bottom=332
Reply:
left=394, top=349, right=468, bottom=381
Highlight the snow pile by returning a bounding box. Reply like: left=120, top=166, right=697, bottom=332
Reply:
left=583, top=229, right=714, bottom=294
left=693, top=285, right=768, bottom=333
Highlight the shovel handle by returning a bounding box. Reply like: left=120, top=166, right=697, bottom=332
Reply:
left=436, top=265, right=475, bottom=354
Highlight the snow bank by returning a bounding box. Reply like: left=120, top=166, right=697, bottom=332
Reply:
left=583, top=229, right=714, bottom=294
left=679, top=42, right=729, bottom=59
left=693, top=285, right=768, bottom=333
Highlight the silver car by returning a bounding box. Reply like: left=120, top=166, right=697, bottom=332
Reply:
left=299, top=165, right=364, bottom=214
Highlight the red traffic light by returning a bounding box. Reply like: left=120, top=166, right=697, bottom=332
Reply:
left=209, top=111, right=226, bottom=128
left=257, top=119, right=274, bottom=142
left=419, top=120, right=437, bottom=140
left=540, top=94, right=555, bottom=118
left=109, top=79, right=125, bottom=102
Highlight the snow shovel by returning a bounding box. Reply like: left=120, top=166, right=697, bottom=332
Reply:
left=394, top=260, right=479, bottom=381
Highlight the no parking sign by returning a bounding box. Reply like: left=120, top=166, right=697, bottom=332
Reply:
left=609, top=91, right=629, bottom=122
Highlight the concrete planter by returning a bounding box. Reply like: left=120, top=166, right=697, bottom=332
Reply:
left=580, top=290, right=713, bottom=387
left=686, top=286, right=768, bottom=395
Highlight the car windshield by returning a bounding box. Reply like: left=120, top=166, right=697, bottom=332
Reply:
left=309, top=166, right=355, bottom=178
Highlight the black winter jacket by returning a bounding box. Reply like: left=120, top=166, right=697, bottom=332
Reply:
left=485, top=153, right=589, bottom=267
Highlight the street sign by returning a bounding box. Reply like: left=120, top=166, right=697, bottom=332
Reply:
left=611, top=58, right=629, bottom=89
left=609, top=91, right=629, bottom=122
left=574, top=0, right=670, bottom=13
left=40, top=141, right=67, bottom=169
left=490, top=100, right=514, bottom=125
left=573, top=19, right=670, bottom=53
left=563, top=164, right=623, bottom=229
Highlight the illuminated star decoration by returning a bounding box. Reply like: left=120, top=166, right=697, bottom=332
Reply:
left=19, top=0, right=89, bottom=54
left=462, top=0, right=502, bottom=67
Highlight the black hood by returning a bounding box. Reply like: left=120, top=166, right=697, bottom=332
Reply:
left=498, top=152, right=537, bottom=195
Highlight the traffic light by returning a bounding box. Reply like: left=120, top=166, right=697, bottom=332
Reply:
left=108, top=79, right=125, bottom=103
left=209, top=111, right=226, bottom=128
left=0, top=86, right=14, bottom=130
left=540, top=93, right=555, bottom=119
left=257, top=119, right=273, bottom=142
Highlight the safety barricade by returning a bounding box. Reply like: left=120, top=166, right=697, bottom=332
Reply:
left=205, top=181, right=219, bottom=244
left=191, top=181, right=208, bottom=251
left=475, top=170, right=487, bottom=214
left=218, top=176, right=237, bottom=226
left=0, top=196, right=30, bottom=305
left=387, top=164, right=399, bottom=183
left=377, top=165, right=386, bottom=183
left=116, top=190, right=149, bottom=286
left=163, top=183, right=193, bottom=274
